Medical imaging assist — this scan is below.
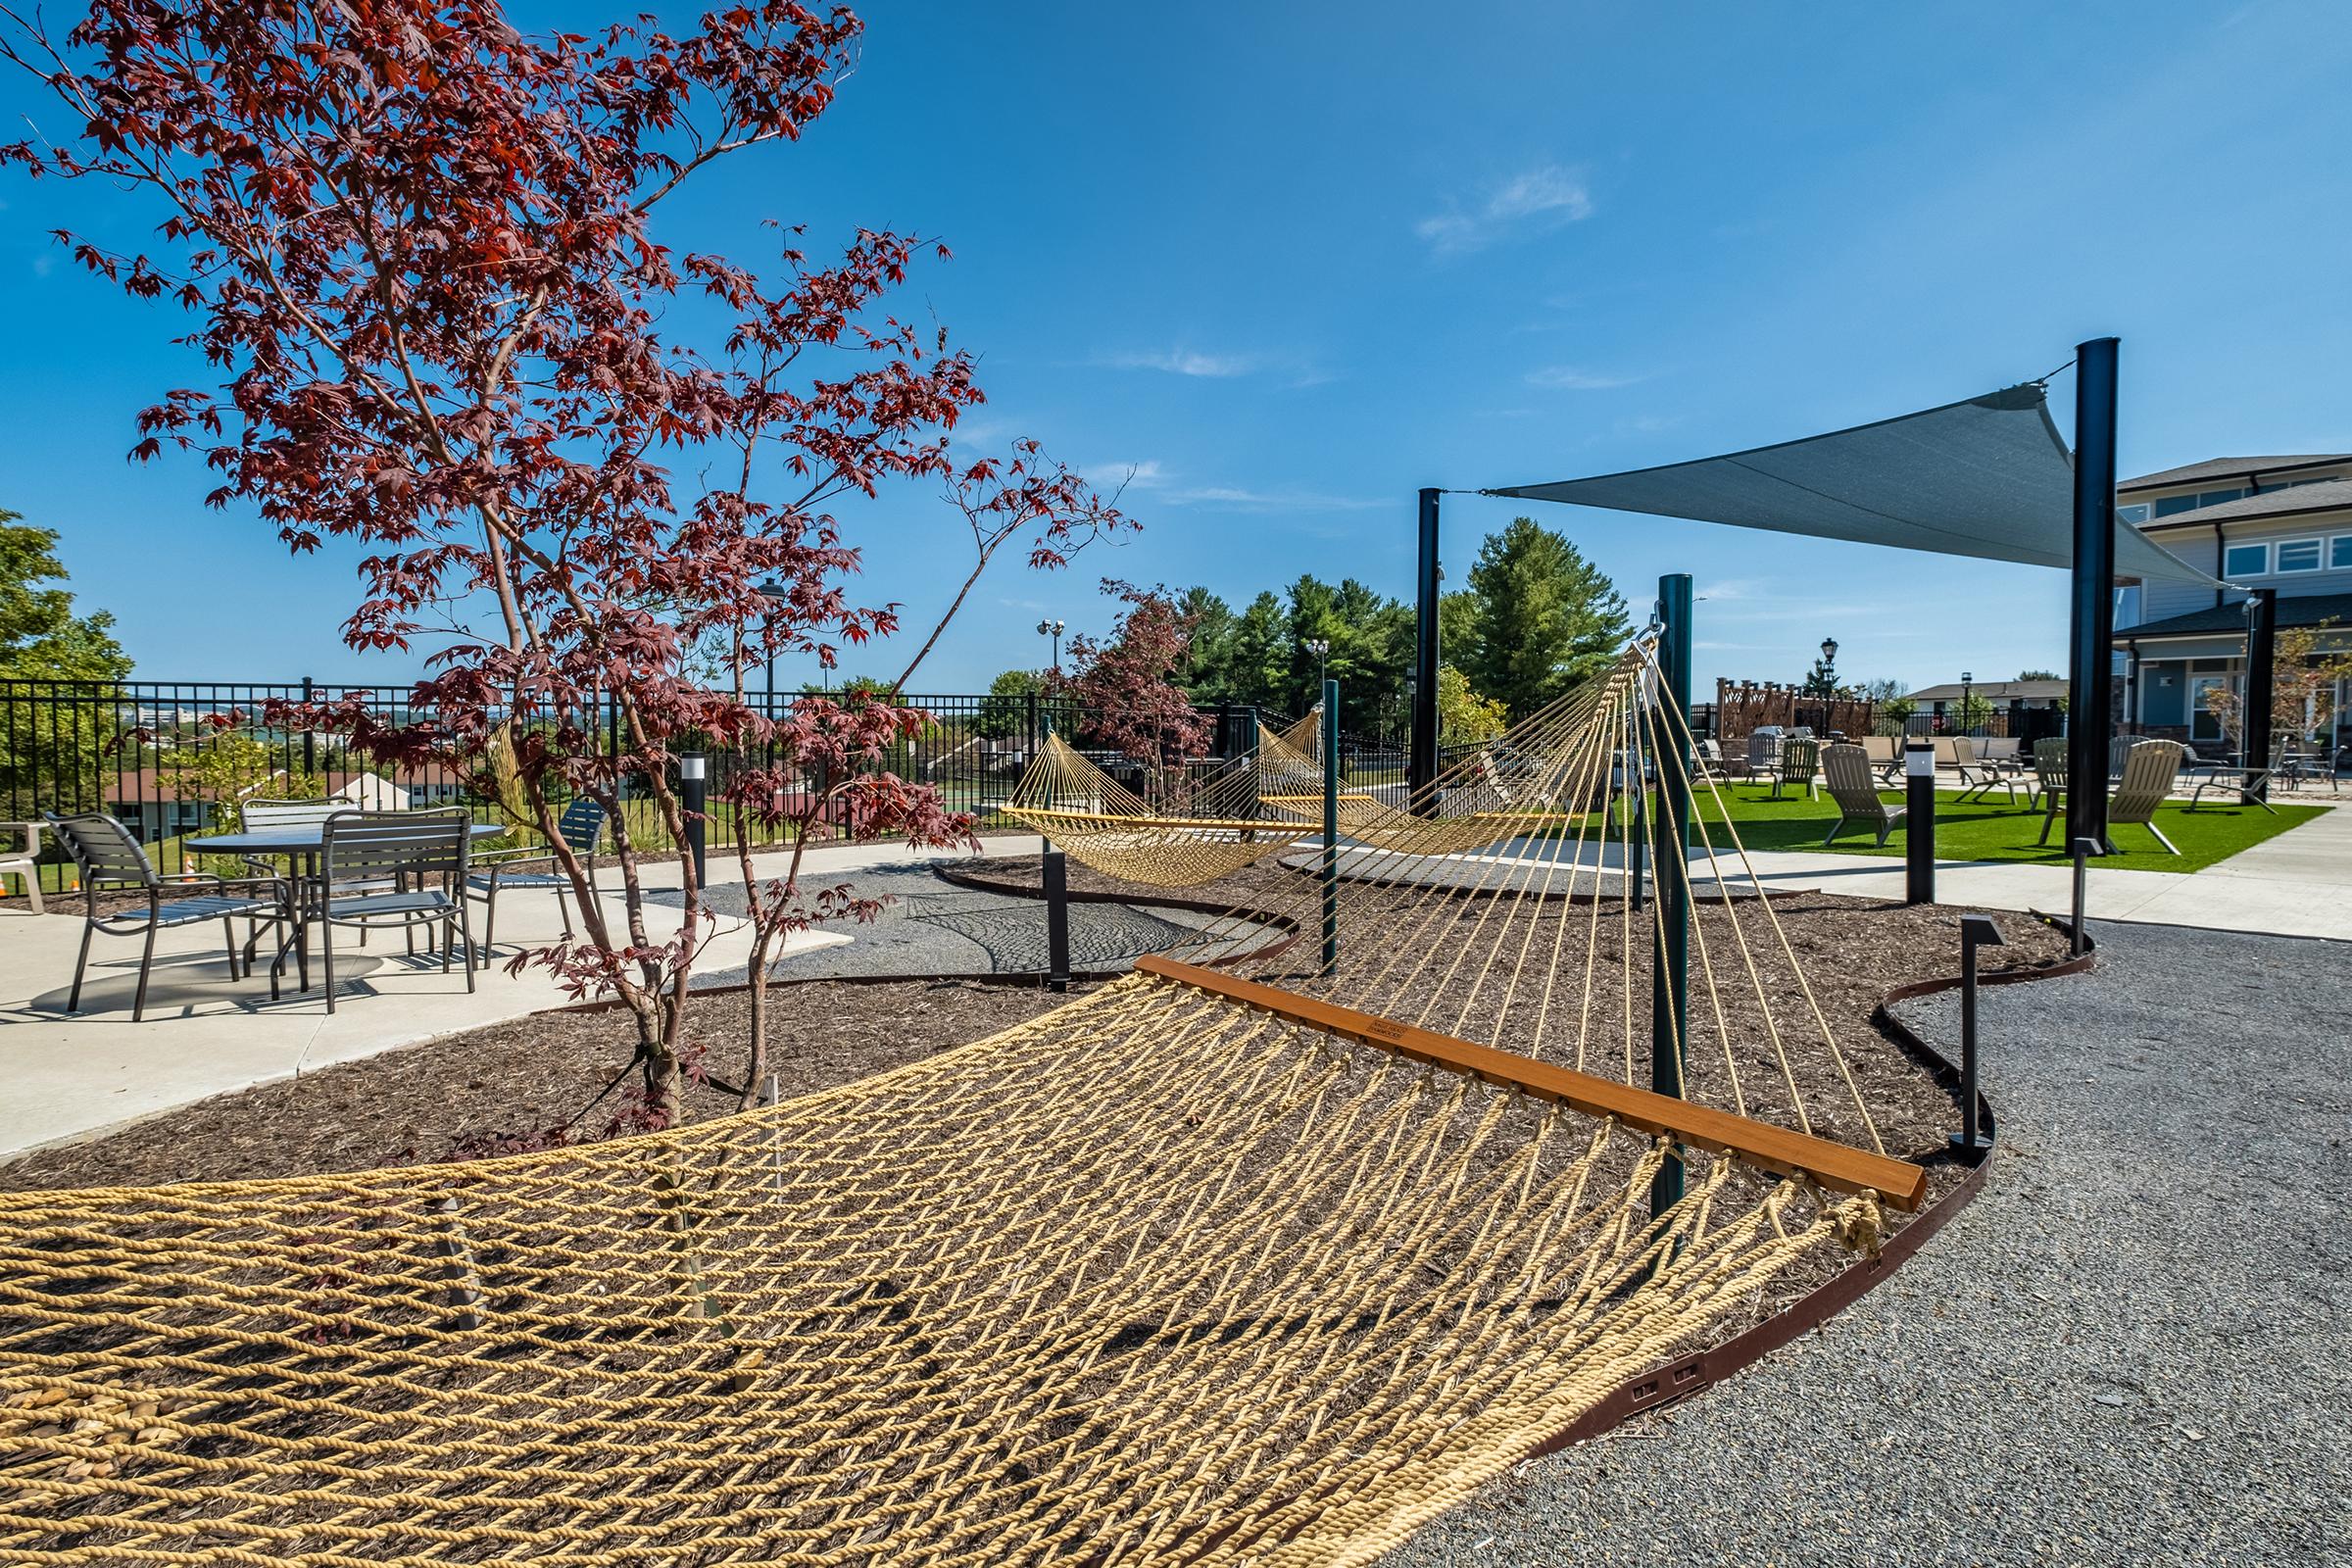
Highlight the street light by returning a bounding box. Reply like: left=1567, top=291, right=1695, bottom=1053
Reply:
left=1037, top=618, right=1065, bottom=674
left=756, top=578, right=786, bottom=720
left=1304, top=637, right=1331, bottom=710
left=1961, top=669, right=1975, bottom=737
left=1818, top=636, right=1839, bottom=733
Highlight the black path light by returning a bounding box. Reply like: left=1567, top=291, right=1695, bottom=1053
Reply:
left=1949, top=913, right=2004, bottom=1164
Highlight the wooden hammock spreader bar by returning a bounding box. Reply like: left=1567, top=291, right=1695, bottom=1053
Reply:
left=1134, top=956, right=1927, bottom=1211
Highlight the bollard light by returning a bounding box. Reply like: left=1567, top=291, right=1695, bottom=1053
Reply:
left=1950, top=913, right=2003, bottom=1163
left=1904, top=743, right=1936, bottom=906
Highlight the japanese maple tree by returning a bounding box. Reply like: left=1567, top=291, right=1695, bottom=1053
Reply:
left=1050, top=580, right=1212, bottom=786
left=2, top=0, right=1128, bottom=1117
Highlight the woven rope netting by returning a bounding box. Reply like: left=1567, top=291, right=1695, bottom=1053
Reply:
left=3, top=637, right=1916, bottom=1565
left=997, top=732, right=1306, bottom=888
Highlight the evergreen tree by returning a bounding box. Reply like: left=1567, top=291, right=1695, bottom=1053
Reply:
left=1458, top=517, right=1627, bottom=718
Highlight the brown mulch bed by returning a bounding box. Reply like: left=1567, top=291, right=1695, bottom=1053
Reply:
left=3, top=852, right=2073, bottom=1198
left=0, top=978, right=1079, bottom=1192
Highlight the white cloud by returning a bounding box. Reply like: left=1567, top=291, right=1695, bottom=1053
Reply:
left=1102, top=348, right=1259, bottom=378
left=1166, top=484, right=1386, bottom=512
left=1418, top=165, right=1593, bottom=255
left=1082, top=459, right=1171, bottom=491
left=1525, top=365, right=1639, bottom=391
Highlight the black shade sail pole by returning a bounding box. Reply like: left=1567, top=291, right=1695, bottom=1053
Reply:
left=1410, top=488, right=1442, bottom=816
left=2065, top=336, right=2120, bottom=855
left=1649, top=573, right=1693, bottom=1220
left=2244, top=588, right=2277, bottom=805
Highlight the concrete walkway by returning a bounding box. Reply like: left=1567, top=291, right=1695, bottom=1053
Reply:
left=0, top=835, right=1046, bottom=1158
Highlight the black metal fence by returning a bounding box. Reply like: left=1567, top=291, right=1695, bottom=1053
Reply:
left=0, top=679, right=1319, bottom=889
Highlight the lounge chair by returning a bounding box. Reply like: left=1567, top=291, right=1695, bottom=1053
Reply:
left=1952, top=736, right=2023, bottom=806
left=1820, top=744, right=1905, bottom=847
left=1860, top=735, right=1902, bottom=786
left=466, top=797, right=608, bottom=958
left=43, top=810, right=294, bottom=1020
left=2107, top=740, right=2185, bottom=855
left=1742, top=731, right=1780, bottom=780
left=1771, top=737, right=1821, bottom=801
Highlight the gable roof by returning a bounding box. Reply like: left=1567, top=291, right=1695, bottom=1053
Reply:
left=1903, top=679, right=2069, bottom=704
left=2134, top=477, right=2352, bottom=531
left=2118, top=455, right=2352, bottom=493
left=2116, top=592, right=2352, bottom=642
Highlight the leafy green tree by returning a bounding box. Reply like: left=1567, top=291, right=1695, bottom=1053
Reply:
left=976, top=667, right=1041, bottom=738
left=0, top=514, right=129, bottom=681
left=1, top=514, right=131, bottom=829
left=1457, top=518, right=1628, bottom=718
left=1436, top=663, right=1507, bottom=743
left=2016, top=668, right=2060, bottom=681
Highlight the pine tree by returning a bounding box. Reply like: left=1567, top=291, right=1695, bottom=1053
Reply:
left=1458, top=518, right=1628, bottom=719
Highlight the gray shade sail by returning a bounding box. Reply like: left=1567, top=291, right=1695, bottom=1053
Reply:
left=1484, top=383, right=2226, bottom=588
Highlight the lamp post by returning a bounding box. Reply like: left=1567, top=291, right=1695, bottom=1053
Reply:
left=1037, top=617, right=1065, bottom=675
left=1960, top=669, right=1975, bottom=738
left=1304, top=637, right=1331, bottom=710
left=1819, top=636, right=1838, bottom=733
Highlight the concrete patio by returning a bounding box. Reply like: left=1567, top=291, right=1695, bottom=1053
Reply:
left=0, top=835, right=1047, bottom=1159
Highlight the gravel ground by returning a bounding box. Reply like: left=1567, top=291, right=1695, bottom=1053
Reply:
left=1384, top=919, right=2352, bottom=1567
left=660, top=864, right=1278, bottom=983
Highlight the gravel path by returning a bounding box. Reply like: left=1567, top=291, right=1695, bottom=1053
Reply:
left=666, top=864, right=1276, bottom=983
left=1385, top=919, right=2352, bottom=1567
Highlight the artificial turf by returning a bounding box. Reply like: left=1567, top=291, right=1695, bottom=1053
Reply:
left=1681, top=781, right=2324, bottom=874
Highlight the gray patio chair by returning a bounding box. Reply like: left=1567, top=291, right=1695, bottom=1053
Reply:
left=1743, top=731, right=1780, bottom=779
left=1860, top=735, right=1902, bottom=786
left=466, top=797, right=608, bottom=958
left=0, top=819, right=43, bottom=914
left=2185, top=738, right=2278, bottom=812
left=2108, top=739, right=2185, bottom=855
left=1770, top=738, right=1820, bottom=801
left=237, top=797, right=409, bottom=956
left=317, top=809, right=477, bottom=1013
left=42, top=809, right=293, bottom=1021
left=1820, top=744, right=1905, bottom=847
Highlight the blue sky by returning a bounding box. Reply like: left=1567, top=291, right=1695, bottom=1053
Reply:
left=3, top=1, right=2348, bottom=696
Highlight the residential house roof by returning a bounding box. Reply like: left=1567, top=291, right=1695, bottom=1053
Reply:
left=2133, top=477, right=2352, bottom=532
left=103, top=768, right=404, bottom=804
left=1903, top=679, right=2069, bottom=704
left=2118, top=455, right=2352, bottom=493
left=2115, top=592, right=2352, bottom=642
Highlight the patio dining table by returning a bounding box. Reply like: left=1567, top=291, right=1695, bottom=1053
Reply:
left=186, top=820, right=506, bottom=992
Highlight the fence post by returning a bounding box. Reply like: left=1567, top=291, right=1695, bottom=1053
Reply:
left=300, top=676, right=317, bottom=776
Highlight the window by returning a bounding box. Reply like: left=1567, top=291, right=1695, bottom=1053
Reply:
left=2116, top=503, right=2151, bottom=525
left=2152, top=486, right=2249, bottom=518
left=2224, top=542, right=2271, bottom=577
left=2277, top=538, right=2324, bottom=572
left=2332, top=534, right=2352, bottom=570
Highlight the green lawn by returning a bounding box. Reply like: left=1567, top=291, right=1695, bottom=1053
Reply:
left=1678, top=781, right=2323, bottom=874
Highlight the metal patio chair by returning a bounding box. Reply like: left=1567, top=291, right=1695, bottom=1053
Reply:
left=317, top=809, right=477, bottom=1013
left=466, top=797, right=608, bottom=958
left=2185, top=738, right=2279, bottom=813
left=1820, top=743, right=1905, bottom=847
left=1770, top=737, right=1821, bottom=801
left=43, top=810, right=293, bottom=1020
left=236, top=797, right=405, bottom=956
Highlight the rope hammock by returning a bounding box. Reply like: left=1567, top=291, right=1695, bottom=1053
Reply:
left=2, top=634, right=1929, bottom=1566
left=997, top=731, right=1306, bottom=887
